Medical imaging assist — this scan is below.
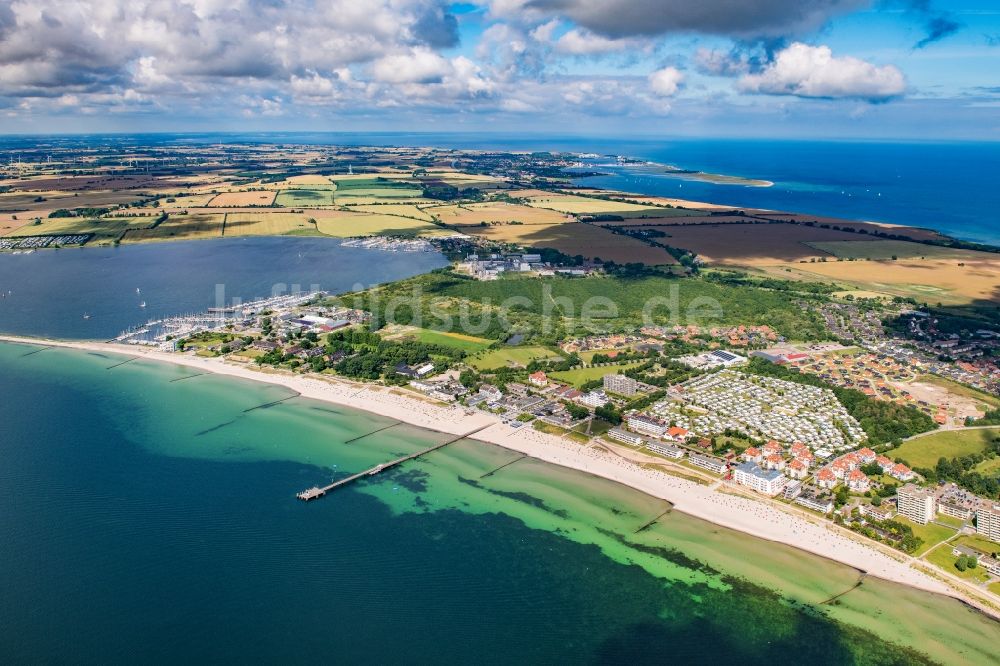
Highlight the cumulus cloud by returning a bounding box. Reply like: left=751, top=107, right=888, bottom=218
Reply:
left=0, top=0, right=463, bottom=97
left=553, top=28, right=634, bottom=55
left=524, top=0, right=868, bottom=39
left=370, top=49, right=452, bottom=84
left=648, top=67, right=684, bottom=97
left=739, top=42, right=905, bottom=102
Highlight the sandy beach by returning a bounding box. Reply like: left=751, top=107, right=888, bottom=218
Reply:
left=3, top=333, right=998, bottom=620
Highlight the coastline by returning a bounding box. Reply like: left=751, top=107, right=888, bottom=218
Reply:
left=3, top=332, right=998, bottom=622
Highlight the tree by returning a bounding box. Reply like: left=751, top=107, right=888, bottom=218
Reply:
left=955, top=556, right=968, bottom=572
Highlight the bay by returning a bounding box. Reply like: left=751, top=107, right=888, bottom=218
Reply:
left=1, top=341, right=997, bottom=665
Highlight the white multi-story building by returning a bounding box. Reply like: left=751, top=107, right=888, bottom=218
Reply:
left=578, top=390, right=610, bottom=408
left=626, top=413, right=667, bottom=437
left=608, top=428, right=645, bottom=446
left=604, top=373, right=638, bottom=397
left=646, top=442, right=684, bottom=459
left=733, top=461, right=787, bottom=496
left=976, top=502, right=1000, bottom=543
left=897, top=484, right=936, bottom=525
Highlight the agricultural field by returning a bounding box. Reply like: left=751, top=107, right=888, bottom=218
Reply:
left=5, top=215, right=154, bottom=243
left=207, top=191, right=277, bottom=207
left=330, top=177, right=423, bottom=200
left=312, top=211, right=441, bottom=237
left=468, top=345, right=563, bottom=370
left=122, top=213, right=224, bottom=242
left=161, top=193, right=216, bottom=208
left=592, top=214, right=748, bottom=226
left=463, top=221, right=677, bottom=265
left=887, top=428, right=1000, bottom=468
left=784, top=254, right=1000, bottom=305
left=549, top=362, right=643, bottom=387
left=426, top=202, right=570, bottom=226
left=222, top=212, right=317, bottom=237
left=523, top=193, right=662, bottom=215
left=347, top=204, right=435, bottom=221
left=0, top=190, right=145, bottom=212
left=646, top=223, right=864, bottom=265
left=275, top=189, right=337, bottom=207
left=805, top=240, right=966, bottom=260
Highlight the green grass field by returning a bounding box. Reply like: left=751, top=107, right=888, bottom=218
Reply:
left=975, top=456, right=1000, bottom=476
left=409, top=328, right=493, bottom=353
left=549, top=362, right=643, bottom=388
left=275, top=189, right=337, bottom=207
left=888, top=428, right=1000, bottom=468
left=895, top=516, right=957, bottom=556
left=925, top=544, right=993, bottom=584
left=468, top=345, right=562, bottom=370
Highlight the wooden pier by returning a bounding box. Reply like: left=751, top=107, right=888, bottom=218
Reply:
left=297, top=424, right=490, bottom=501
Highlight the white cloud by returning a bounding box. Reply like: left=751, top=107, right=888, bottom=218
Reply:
left=739, top=42, right=905, bottom=101
left=553, top=29, right=633, bottom=55
left=370, top=49, right=451, bottom=84
left=648, top=67, right=684, bottom=97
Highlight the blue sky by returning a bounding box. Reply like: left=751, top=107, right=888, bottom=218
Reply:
left=0, top=0, right=997, bottom=138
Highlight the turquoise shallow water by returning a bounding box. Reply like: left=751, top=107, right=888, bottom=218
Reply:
left=1, top=341, right=998, bottom=665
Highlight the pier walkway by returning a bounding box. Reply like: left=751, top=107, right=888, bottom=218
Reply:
left=297, top=424, right=491, bottom=501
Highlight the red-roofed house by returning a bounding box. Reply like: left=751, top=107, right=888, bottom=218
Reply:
left=857, top=448, right=877, bottom=463
left=876, top=455, right=894, bottom=473
left=764, top=453, right=786, bottom=471
left=816, top=468, right=837, bottom=490
left=744, top=447, right=763, bottom=463
left=763, top=440, right=784, bottom=455
left=891, top=463, right=915, bottom=482
left=847, top=469, right=871, bottom=493
left=787, top=459, right=808, bottom=480
left=528, top=371, right=549, bottom=387
left=666, top=426, right=689, bottom=442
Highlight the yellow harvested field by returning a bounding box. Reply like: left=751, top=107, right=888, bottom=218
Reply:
left=347, top=204, right=435, bottom=221
left=649, top=223, right=865, bottom=265
left=223, top=212, right=315, bottom=236
left=786, top=256, right=1000, bottom=305
left=312, top=211, right=440, bottom=237
left=463, top=222, right=677, bottom=265
left=803, top=240, right=966, bottom=260
left=207, top=191, right=277, bottom=207
left=123, top=213, right=224, bottom=242
left=162, top=194, right=216, bottom=208
left=426, top=202, right=570, bottom=226
left=6, top=215, right=155, bottom=242
left=523, top=193, right=662, bottom=215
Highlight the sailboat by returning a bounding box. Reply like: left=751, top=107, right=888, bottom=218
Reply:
left=82, top=313, right=91, bottom=319
left=139, top=301, right=147, bottom=308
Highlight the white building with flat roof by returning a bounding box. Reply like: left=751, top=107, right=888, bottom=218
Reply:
left=976, top=502, right=1000, bottom=543
left=733, top=461, right=787, bottom=496
left=897, top=484, right=936, bottom=525
left=604, top=373, right=638, bottom=397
